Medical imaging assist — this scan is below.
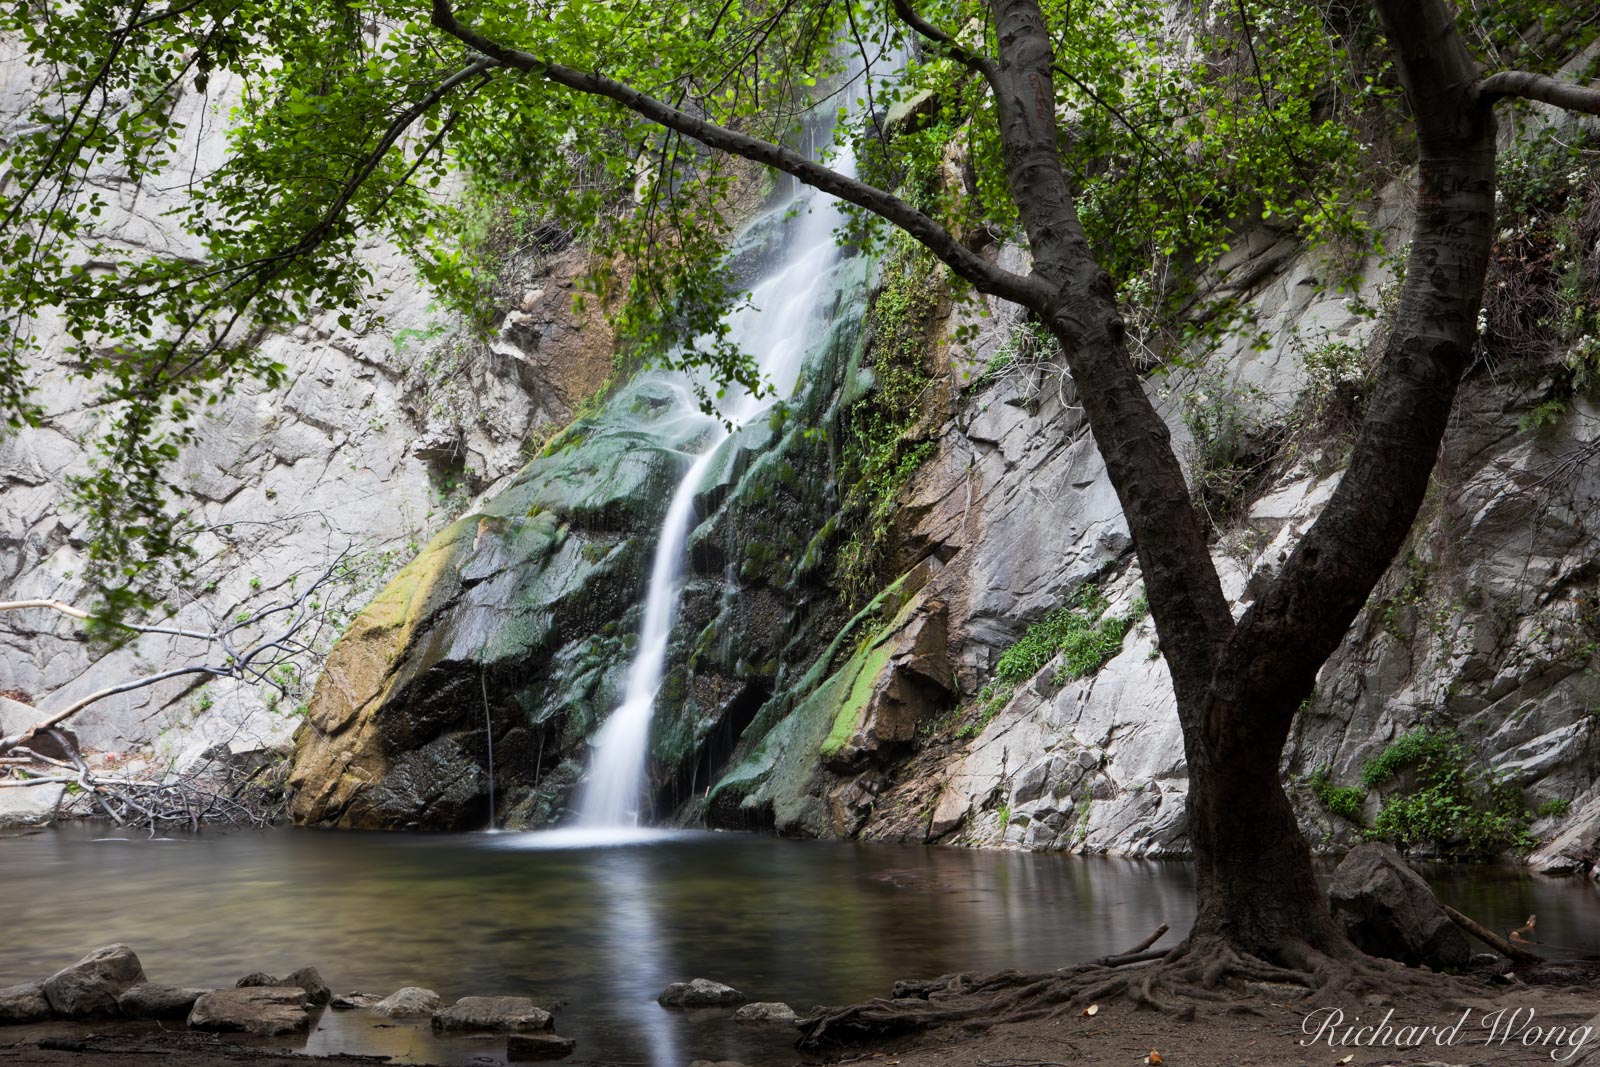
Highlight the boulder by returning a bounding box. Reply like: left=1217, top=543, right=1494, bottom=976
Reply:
left=42, top=944, right=145, bottom=1017
left=657, top=978, right=746, bottom=1008
left=330, top=991, right=383, bottom=1010
left=372, top=987, right=441, bottom=1017
left=732, top=1001, right=798, bottom=1024
left=236, top=972, right=279, bottom=988
left=0, top=982, right=53, bottom=1024
left=506, top=1033, right=577, bottom=1060
left=283, top=966, right=332, bottom=1006
left=1327, top=843, right=1472, bottom=969
left=187, top=987, right=312, bottom=1036
left=117, top=984, right=208, bottom=1020
left=431, top=996, right=553, bottom=1032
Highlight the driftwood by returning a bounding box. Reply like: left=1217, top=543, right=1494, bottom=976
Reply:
left=1442, top=904, right=1543, bottom=964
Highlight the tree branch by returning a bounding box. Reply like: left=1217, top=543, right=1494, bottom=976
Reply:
left=428, top=0, right=1043, bottom=309
left=889, top=0, right=998, bottom=80
left=1477, top=70, right=1600, bottom=115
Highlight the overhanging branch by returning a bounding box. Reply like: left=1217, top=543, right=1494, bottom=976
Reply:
left=1478, top=70, right=1600, bottom=115
left=428, top=0, right=1043, bottom=309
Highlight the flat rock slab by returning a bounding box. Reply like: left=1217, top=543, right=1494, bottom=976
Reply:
left=43, top=944, right=146, bottom=1017
left=188, top=988, right=312, bottom=1036
left=506, top=1033, right=576, bottom=1061
left=117, top=984, right=209, bottom=1020
left=372, top=987, right=441, bottom=1018
left=432, top=996, right=552, bottom=1032
left=0, top=982, right=53, bottom=1024
left=732, top=1001, right=798, bottom=1024
left=657, top=979, right=746, bottom=1008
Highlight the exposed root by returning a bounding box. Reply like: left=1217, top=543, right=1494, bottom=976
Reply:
left=795, top=938, right=1484, bottom=1052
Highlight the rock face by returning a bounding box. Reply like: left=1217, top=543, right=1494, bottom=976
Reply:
left=117, top=984, right=209, bottom=1020
left=0, top=43, right=612, bottom=777
left=431, top=996, right=553, bottom=1032
left=371, top=987, right=442, bottom=1018
left=0, top=982, right=53, bottom=1024
left=1327, top=844, right=1473, bottom=969
left=657, top=979, right=747, bottom=1008
left=187, top=987, right=312, bottom=1036
left=41, top=944, right=145, bottom=1018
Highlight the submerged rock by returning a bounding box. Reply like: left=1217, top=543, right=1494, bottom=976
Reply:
left=657, top=978, right=746, bottom=1008
left=187, top=987, right=311, bottom=1035
left=42, top=944, right=145, bottom=1017
left=330, top=991, right=384, bottom=1010
left=117, top=984, right=209, bottom=1020
left=372, top=987, right=441, bottom=1017
left=431, top=995, right=553, bottom=1032
left=1327, top=843, right=1471, bottom=969
left=732, top=1001, right=798, bottom=1024
left=0, top=982, right=53, bottom=1024
left=506, top=1033, right=577, bottom=1060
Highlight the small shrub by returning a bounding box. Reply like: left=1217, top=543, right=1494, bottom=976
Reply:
left=1537, top=797, right=1571, bottom=819
left=994, top=586, right=1143, bottom=686
left=1309, top=766, right=1365, bottom=823
left=1361, top=727, right=1534, bottom=858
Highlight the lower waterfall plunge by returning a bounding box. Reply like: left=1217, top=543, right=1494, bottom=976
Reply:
left=572, top=149, right=859, bottom=830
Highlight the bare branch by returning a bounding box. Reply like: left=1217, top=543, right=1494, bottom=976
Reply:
left=429, top=0, right=1044, bottom=309
left=1478, top=70, right=1600, bottom=115
left=889, top=0, right=998, bottom=79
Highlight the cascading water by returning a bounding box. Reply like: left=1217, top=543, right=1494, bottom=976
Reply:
left=573, top=139, right=862, bottom=830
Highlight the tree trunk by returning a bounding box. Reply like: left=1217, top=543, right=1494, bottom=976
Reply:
left=1183, top=718, right=1353, bottom=961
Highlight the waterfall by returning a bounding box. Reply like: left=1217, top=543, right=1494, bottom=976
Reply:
left=574, top=140, right=860, bottom=829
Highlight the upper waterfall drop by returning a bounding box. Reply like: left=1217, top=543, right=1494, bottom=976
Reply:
left=573, top=147, right=861, bottom=829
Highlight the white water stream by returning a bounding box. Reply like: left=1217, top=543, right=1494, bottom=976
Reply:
left=573, top=144, right=859, bottom=830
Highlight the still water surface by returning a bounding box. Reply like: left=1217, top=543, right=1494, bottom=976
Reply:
left=2, top=826, right=1597, bottom=1064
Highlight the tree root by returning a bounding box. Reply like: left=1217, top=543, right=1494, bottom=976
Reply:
left=795, top=938, right=1482, bottom=1051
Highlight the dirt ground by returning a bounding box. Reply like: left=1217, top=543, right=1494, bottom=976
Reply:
left=864, top=985, right=1600, bottom=1067
left=0, top=1032, right=431, bottom=1066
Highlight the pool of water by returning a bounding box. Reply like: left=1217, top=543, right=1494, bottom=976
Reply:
left=2, top=825, right=1596, bottom=1064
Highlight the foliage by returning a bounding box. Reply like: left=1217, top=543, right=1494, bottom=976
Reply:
left=1180, top=375, right=1280, bottom=526
left=1308, top=766, right=1365, bottom=824
left=1537, top=797, right=1571, bottom=819
left=994, top=586, right=1143, bottom=686
left=1360, top=728, right=1534, bottom=858
left=834, top=232, right=939, bottom=605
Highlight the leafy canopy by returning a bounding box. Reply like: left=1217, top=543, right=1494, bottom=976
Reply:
left=0, top=0, right=1505, bottom=616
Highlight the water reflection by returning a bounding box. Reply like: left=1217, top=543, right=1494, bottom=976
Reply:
left=1, top=827, right=1596, bottom=1064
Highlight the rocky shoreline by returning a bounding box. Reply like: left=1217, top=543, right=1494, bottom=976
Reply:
left=0, top=944, right=808, bottom=1066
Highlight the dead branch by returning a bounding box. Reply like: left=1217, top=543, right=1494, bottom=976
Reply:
left=1442, top=904, right=1543, bottom=964
left=0, top=548, right=356, bottom=756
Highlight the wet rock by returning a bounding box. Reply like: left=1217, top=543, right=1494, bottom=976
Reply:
left=330, top=991, right=383, bottom=1010
left=117, top=984, right=208, bottom=1020
left=0, top=982, right=53, bottom=1024
left=283, top=966, right=332, bottom=1006
left=657, top=978, right=747, bottom=1008
left=42, top=944, right=146, bottom=1017
left=732, top=1001, right=799, bottom=1024
left=1327, top=843, right=1471, bottom=969
left=432, top=996, right=553, bottom=1032
left=187, top=987, right=312, bottom=1036
left=372, top=987, right=442, bottom=1017
left=688, top=1062, right=752, bottom=1067
left=236, top=972, right=279, bottom=988
left=506, top=1033, right=577, bottom=1060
